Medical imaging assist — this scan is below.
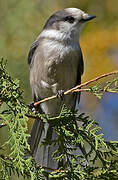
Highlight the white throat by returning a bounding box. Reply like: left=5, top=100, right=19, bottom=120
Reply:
left=40, top=28, right=80, bottom=43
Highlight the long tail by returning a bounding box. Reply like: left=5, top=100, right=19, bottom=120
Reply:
left=28, top=118, right=58, bottom=169
left=28, top=118, right=44, bottom=156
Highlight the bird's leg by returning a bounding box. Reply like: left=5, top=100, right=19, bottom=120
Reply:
left=56, top=90, right=65, bottom=100
left=28, top=102, right=37, bottom=112
left=28, top=101, right=42, bottom=113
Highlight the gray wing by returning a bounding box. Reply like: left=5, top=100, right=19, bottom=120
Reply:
left=76, top=47, right=84, bottom=84
left=28, top=35, right=42, bottom=101
left=27, top=36, right=46, bottom=161
left=28, top=35, right=40, bottom=65
left=76, top=48, right=84, bottom=103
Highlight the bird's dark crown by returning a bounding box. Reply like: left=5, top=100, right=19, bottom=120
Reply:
left=43, top=10, right=75, bottom=29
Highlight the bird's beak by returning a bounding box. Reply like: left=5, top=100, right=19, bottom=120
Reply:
left=81, top=15, right=96, bottom=23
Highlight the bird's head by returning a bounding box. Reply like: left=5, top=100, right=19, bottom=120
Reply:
left=42, top=8, right=96, bottom=41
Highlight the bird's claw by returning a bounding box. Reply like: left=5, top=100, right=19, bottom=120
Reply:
left=56, top=90, right=65, bottom=100
left=28, top=102, right=37, bottom=113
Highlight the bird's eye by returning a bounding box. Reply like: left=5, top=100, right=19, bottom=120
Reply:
left=64, top=16, right=75, bottom=23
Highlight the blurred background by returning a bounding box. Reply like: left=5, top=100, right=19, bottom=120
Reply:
left=0, top=0, right=118, bottom=179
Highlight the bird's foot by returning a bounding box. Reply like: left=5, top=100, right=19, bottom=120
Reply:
left=56, top=90, right=65, bottom=100
left=28, top=102, right=37, bottom=113
left=28, top=101, right=43, bottom=114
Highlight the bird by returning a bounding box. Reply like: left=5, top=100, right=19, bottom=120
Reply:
left=27, top=8, right=96, bottom=169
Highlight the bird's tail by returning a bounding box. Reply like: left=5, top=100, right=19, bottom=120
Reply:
left=28, top=118, right=59, bottom=169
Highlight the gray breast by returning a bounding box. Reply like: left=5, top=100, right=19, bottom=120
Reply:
left=40, top=38, right=80, bottom=84
left=30, top=37, right=80, bottom=102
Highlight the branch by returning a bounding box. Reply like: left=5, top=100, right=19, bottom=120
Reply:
left=0, top=123, right=6, bottom=128
left=34, top=70, right=118, bottom=106
left=0, top=71, right=117, bottom=127
left=0, top=100, right=2, bottom=106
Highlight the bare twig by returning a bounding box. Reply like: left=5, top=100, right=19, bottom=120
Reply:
left=34, top=70, right=118, bottom=106
left=0, top=123, right=6, bottom=128
left=0, top=71, right=117, bottom=127
left=36, top=163, right=58, bottom=171
left=0, top=100, right=2, bottom=106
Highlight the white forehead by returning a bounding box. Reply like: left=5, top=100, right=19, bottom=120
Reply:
left=64, top=8, right=85, bottom=17
left=64, top=8, right=90, bottom=21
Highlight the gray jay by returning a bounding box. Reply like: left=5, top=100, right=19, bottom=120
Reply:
left=28, top=8, right=95, bottom=169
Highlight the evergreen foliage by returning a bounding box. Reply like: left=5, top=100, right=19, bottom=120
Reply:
left=0, top=58, right=118, bottom=179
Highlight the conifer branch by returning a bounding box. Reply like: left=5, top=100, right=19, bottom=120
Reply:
left=1, top=59, right=118, bottom=179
